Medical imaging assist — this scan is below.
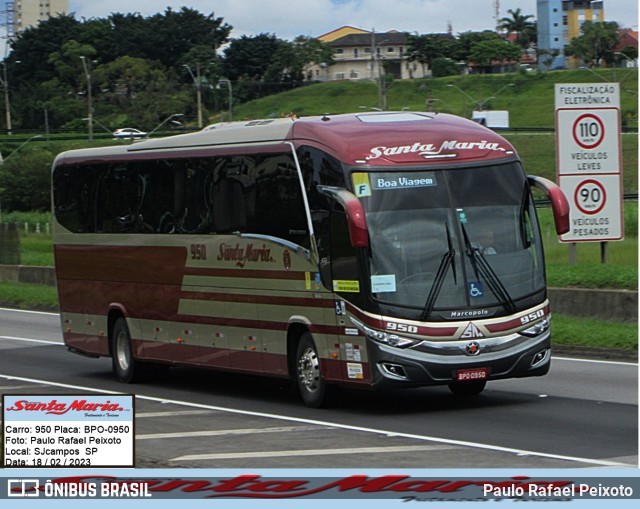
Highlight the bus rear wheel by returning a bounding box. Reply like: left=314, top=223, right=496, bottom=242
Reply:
left=112, top=317, right=142, bottom=383
left=296, top=333, right=329, bottom=408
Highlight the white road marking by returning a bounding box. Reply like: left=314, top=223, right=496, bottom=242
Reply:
left=138, top=425, right=324, bottom=440
left=0, top=384, right=47, bottom=390
left=0, top=372, right=634, bottom=468
left=0, top=336, right=62, bottom=346
left=171, top=445, right=455, bottom=462
left=0, top=307, right=60, bottom=317
left=553, top=356, right=637, bottom=367
left=136, top=410, right=217, bottom=418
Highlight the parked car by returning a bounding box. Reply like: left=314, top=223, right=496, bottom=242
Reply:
left=113, top=128, right=147, bottom=139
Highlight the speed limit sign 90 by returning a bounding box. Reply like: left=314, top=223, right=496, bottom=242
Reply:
left=574, top=179, right=606, bottom=215
left=559, top=174, right=623, bottom=242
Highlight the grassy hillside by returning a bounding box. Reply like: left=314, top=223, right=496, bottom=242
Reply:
left=233, top=69, right=638, bottom=129
left=231, top=68, right=638, bottom=192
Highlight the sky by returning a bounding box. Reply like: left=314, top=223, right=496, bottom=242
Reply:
left=63, top=0, right=638, bottom=41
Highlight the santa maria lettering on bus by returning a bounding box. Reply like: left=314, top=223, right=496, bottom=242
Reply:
left=366, top=140, right=507, bottom=161
left=217, top=243, right=275, bottom=267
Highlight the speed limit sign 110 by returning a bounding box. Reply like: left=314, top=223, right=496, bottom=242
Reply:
left=556, top=108, right=621, bottom=174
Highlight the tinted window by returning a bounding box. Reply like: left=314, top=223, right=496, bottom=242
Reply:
left=54, top=152, right=310, bottom=247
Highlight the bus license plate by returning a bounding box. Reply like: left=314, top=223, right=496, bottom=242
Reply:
left=456, top=367, right=488, bottom=382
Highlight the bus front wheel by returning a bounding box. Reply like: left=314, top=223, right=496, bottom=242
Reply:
left=296, top=333, right=329, bottom=408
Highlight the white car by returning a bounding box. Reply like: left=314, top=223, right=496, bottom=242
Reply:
left=113, top=128, right=147, bottom=139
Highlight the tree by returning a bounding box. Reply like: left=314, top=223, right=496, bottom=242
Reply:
left=143, top=7, right=231, bottom=68
left=264, top=36, right=334, bottom=83
left=407, top=34, right=460, bottom=75
left=92, top=56, right=180, bottom=125
left=498, top=8, right=536, bottom=49
left=468, top=39, right=522, bottom=73
left=455, top=31, right=502, bottom=63
left=564, top=21, right=620, bottom=67
left=222, top=33, right=284, bottom=82
left=431, top=57, right=461, bottom=78
left=4, top=9, right=232, bottom=130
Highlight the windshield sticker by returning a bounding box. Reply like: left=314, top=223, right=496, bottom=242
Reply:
left=457, top=208, right=468, bottom=224
left=373, top=173, right=437, bottom=190
left=353, top=173, right=372, bottom=197
left=469, top=281, right=484, bottom=298
left=333, top=280, right=360, bottom=293
left=371, top=274, right=397, bottom=293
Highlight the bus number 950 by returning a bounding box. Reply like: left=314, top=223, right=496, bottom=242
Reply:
left=386, top=322, right=418, bottom=333
left=191, top=244, right=207, bottom=260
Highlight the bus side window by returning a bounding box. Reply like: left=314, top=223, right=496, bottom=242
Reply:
left=211, top=157, right=249, bottom=233
left=176, top=159, right=212, bottom=234
left=252, top=154, right=309, bottom=247
left=53, top=165, right=97, bottom=233
left=96, top=165, right=139, bottom=233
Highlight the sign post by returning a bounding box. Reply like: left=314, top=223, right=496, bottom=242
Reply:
left=554, top=83, right=624, bottom=260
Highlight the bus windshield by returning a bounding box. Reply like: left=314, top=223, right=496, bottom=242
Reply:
left=352, top=162, right=545, bottom=318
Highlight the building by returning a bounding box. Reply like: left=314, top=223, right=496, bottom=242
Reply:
left=537, top=0, right=606, bottom=70
left=312, top=26, right=428, bottom=82
left=613, top=28, right=638, bottom=66
left=3, top=0, right=68, bottom=37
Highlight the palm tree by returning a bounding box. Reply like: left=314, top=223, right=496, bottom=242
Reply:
left=498, top=8, right=536, bottom=49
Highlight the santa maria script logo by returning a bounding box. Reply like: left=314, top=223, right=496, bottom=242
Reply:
left=6, top=399, right=125, bottom=415
left=365, top=140, right=509, bottom=161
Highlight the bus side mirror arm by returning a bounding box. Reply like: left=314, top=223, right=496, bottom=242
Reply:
left=318, top=186, right=369, bottom=248
left=527, top=176, right=570, bottom=235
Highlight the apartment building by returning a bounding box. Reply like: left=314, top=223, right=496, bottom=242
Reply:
left=4, top=0, right=68, bottom=37
left=537, top=0, right=605, bottom=69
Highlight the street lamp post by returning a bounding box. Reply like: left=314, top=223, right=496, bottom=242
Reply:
left=0, top=134, right=42, bottom=224
left=80, top=56, right=94, bottom=140
left=447, top=83, right=514, bottom=111
left=184, top=64, right=203, bottom=128
left=146, top=113, right=184, bottom=138
left=82, top=117, right=113, bottom=135
left=217, top=79, right=232, bottom=121
left=614, top=52, right=637, bottom=68
left=1, top=62, right=12, bottom=135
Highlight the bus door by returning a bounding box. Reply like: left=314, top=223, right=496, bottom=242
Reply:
left=319, top=196, right=370, bottom=386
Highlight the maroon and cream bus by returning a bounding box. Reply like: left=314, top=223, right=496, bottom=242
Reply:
left=52, top=112, right=569, bottom=407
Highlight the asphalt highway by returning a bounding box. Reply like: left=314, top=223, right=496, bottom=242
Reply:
left=0, top=307, right=636, bottom=469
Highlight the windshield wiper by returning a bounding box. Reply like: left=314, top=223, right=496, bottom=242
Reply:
left=460, top=223, right=516, bottom=314
left=420, top=223, right=457, bottom=321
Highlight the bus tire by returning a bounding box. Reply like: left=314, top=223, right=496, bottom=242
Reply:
left=448, top=380, right=486, bottom=397
left=295, top=333, right=330, bottom=408
left=111, top=317, right=142, bottom=383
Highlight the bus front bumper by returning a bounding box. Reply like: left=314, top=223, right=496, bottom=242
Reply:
left=366, top=330, right=551, bottom=390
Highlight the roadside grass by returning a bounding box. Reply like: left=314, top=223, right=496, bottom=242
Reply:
left=20, top=234, right=54, bottom=266
left=552, top=314, right=637, bottom=353
left=0, top=281, right=58, bottom=310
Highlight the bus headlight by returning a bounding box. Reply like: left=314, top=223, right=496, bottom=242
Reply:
left=521, top=317, right=550, bottom=337
left=350, top=317, right=418, bottom=348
